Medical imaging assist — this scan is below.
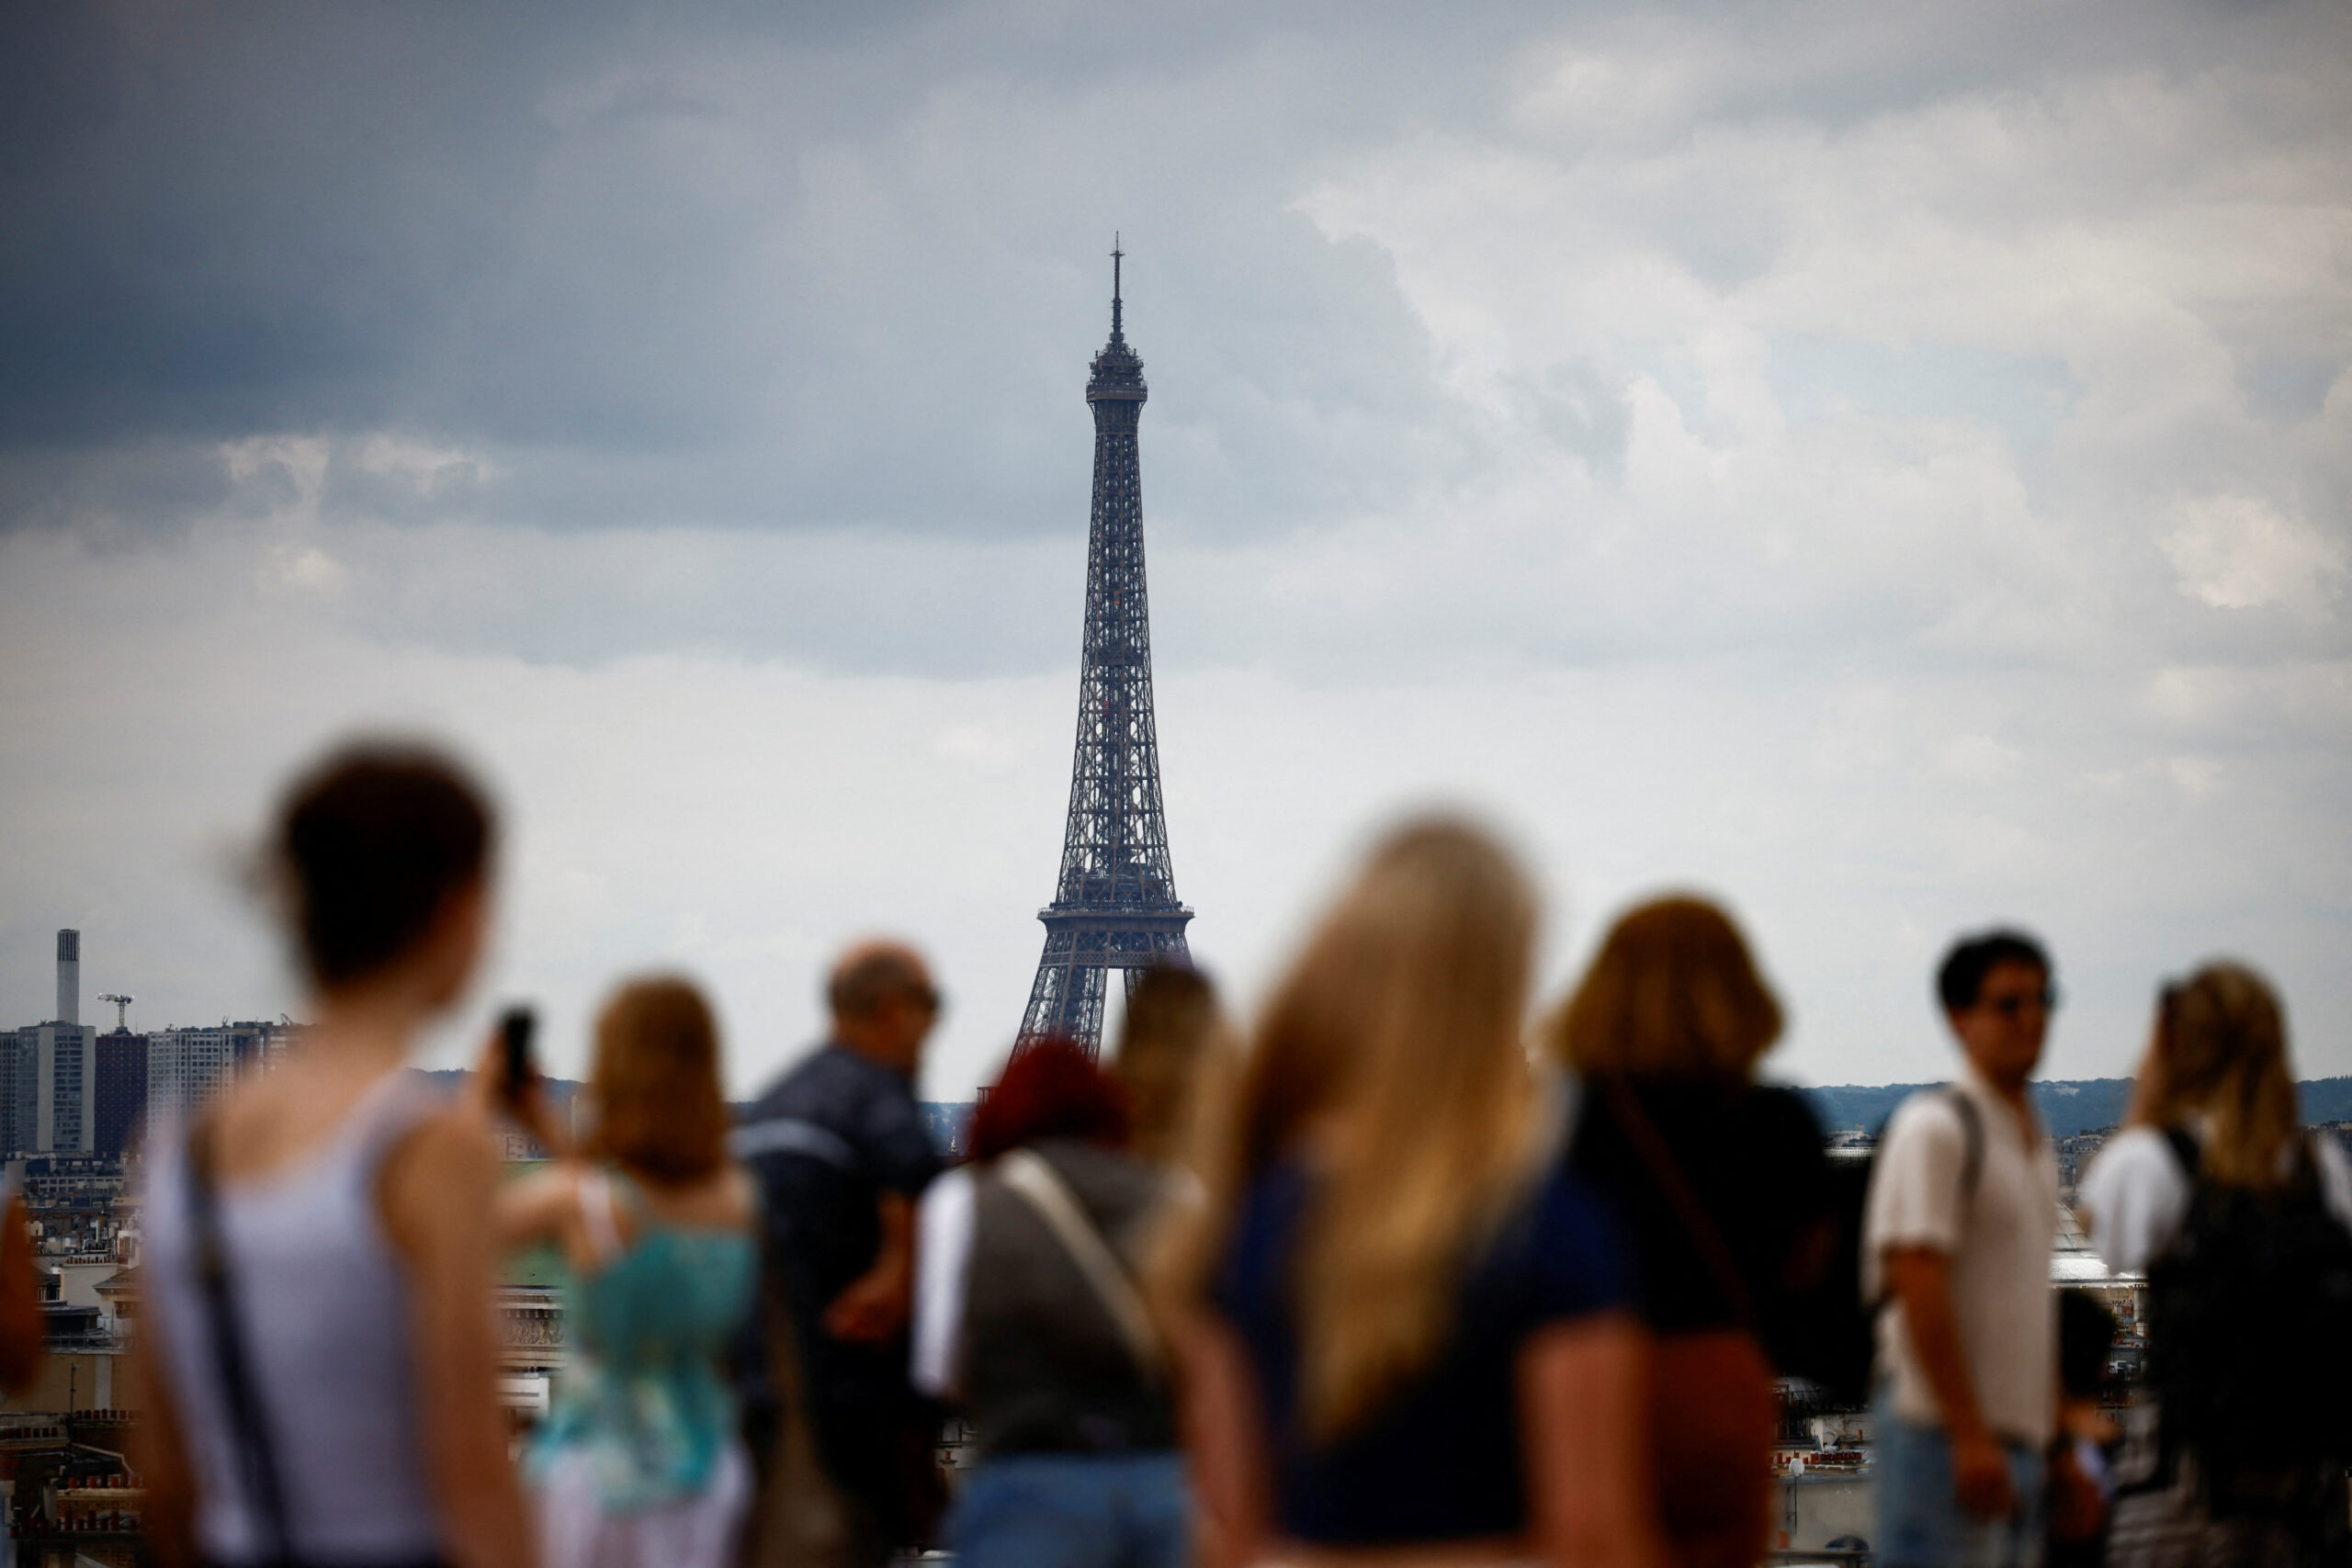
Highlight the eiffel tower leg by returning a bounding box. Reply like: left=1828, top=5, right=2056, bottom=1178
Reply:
left=1015, top=927, right=1106, bottom=1055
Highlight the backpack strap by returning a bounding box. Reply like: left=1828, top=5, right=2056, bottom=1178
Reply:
left=1861, top=1088, right=1989, bottom=1316
left=996, top=1148, right=1164, bottom=1381
left=185, top=1117, right=296, bottom=1568
left=1944, top=1087, right=1985, bottom=1215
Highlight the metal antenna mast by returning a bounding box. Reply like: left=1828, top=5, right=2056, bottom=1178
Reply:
left=1012, top=243, right=1193, bottom=1058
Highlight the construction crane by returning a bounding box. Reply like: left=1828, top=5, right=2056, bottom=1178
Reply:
left=97, top=994, right=133, bottom=1032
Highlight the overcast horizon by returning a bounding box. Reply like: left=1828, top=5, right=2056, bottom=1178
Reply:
left=4, top=0, right=2346, bottom=1099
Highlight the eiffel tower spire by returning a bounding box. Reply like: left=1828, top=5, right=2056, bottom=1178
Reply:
left=1012, top=245, right=1193, bottom=1057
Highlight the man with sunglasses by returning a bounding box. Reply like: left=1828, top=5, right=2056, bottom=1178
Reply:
left=1865, top=931, right=2067, bottom=1568
left=736, top=940, right=947, bottom=1564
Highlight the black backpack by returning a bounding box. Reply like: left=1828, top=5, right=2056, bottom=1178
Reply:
left=1767, top=1087, right=1981, bottom=1406
left=2146, top=1127, right=2352, bottom=1508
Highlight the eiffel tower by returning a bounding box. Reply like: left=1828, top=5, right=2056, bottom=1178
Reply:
left=1012, top=243, right=1193, bottom=1057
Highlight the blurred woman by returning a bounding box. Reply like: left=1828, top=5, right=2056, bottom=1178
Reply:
left=911, top=1038, right=1185, bottom=1568
left=1158, top=818, right=1661, bottom=1568
left=2080, top=962, right=2352, bottom=1567
left=132, top=743, right=529, bottom=1568
left=1545, top=896, right=1830, bottom=1568
left=493, top=976, right=759, bottom=1568
left=1112, top=965, right=1239, bottom=1177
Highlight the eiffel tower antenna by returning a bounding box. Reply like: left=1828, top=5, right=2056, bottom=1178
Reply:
left=1110, top=233, right=1125, bottom=343
left=1012, top=243, right=1193, bottom=1058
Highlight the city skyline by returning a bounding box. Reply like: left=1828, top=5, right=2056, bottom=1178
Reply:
left=2, top=1, right=2346, bottom=1099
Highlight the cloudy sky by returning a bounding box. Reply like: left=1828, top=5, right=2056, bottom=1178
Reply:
left=4, top=0, right=2347, bottom=1099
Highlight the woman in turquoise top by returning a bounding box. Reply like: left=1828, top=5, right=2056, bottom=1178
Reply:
left=489, top=976, right=759, bottom=1568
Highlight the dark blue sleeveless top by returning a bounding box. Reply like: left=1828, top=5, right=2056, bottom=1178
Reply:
left=1212, top=1155, right=1631, bottom=1545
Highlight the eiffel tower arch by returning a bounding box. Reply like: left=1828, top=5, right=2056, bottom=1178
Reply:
left=1012, top=245, right=1193, bottom=1058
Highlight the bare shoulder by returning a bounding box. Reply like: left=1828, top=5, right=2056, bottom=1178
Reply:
left=721, top=1162, right=759, bottom=1229
left=208, top=1070, right=322, bottom=1173
left=214, top=1061, right=409, bottom=1181
left=394, top=1102, right=502, bottom=1177
left=379, top=1105, right=502, bottom=1250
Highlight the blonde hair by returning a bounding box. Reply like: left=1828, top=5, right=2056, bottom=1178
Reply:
left=1159, top=817, right=1542, bottom=1441
left=1114, top=966, right=1240, bottom=1168
left=584, top=976, right=729, bottom=1185
left=2144, top=962, right=2299, bottom=1192
left=1549, top=895, right=1782, bottom=1081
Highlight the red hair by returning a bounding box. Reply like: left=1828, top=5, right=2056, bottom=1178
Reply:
left=970, top=1038, right=1131, bottom=1162
left=585, top=976, right=728, bottom=1184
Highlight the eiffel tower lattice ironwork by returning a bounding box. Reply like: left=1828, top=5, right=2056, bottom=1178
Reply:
left=1012, top=243, right=1193, bottom=1058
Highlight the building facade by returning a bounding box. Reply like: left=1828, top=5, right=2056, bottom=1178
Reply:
left=142, top=1021, right=301, bottom=1140
left=2, top=931, right=98, bottom=1157
left=1, top=1026, right=98, bottom=1158
left=90, top=1034, right=147, bottom=1161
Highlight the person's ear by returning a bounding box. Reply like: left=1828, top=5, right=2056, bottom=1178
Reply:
left=424, top=879, right=489, bottom=1007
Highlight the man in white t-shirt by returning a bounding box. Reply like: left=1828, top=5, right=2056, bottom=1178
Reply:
left=1863, top=930, right=2067, bottom=1568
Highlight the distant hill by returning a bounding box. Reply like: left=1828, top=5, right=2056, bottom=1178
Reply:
left=421, top=1069, right=2352, bottom=1149
left=1796, top=1077, right=2352, bottom=1138
left=414, top=1066, right=581, bottom=1103
left=1794, top=1080, right=2128, bottom=1137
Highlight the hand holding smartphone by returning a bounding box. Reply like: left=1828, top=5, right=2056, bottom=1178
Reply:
left=499, top=1006, right=537, bottom=1105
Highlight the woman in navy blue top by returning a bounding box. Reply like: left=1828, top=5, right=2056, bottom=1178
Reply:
left=1158, top=818, right=1664, bottom=1568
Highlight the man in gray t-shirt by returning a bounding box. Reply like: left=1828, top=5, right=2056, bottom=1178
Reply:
left=1864, top=930, right=2072, bottom=1568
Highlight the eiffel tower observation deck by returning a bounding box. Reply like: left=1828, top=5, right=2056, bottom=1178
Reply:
left=1012, top=244, right=1193, bottom=1057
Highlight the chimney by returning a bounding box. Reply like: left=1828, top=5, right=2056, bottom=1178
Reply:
left=56, top=930, right=78, bottom=1026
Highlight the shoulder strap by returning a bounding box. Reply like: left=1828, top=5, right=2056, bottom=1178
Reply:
left=1945, top=1087, right=1984, bottom=1212
left=184, top=1118, right=295, bottom=1568
left=577, top=1167, right=628, bottom=1267
left=1596, top=1077, right=1756, bottom=1328
left=2160, top=1124, right=2200, bottom=1182
left=996, top=1148, right=1164, bottom=1380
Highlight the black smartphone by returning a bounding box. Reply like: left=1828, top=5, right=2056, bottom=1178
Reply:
left=499, top=1006, right=537, bottom=1101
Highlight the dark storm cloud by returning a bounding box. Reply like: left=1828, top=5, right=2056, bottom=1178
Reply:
left=0, top=0, right=1510, bottom=537
left=4, top=0, right=2344, bottom=552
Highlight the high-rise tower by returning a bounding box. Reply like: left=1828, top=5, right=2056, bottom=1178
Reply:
left=1012, top=246, right=1193, bottom=1057
left=56, top=929, right=78, bottom=1025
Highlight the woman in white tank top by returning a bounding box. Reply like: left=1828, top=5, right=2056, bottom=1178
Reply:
left=130, top=745, right=531, bottom=1568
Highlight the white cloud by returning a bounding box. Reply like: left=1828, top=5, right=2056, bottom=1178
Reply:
left=352, top=435, right=503, bottom=496
left=2162, top=494, right=2346, bottom=615
left=259, top=544, right=350, bottom=598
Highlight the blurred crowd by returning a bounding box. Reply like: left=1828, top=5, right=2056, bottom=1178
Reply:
left=20, top=740, right=2345, bottom=1568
